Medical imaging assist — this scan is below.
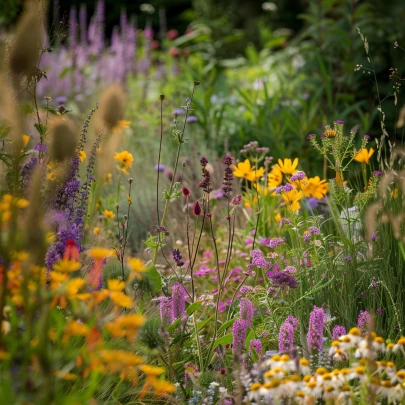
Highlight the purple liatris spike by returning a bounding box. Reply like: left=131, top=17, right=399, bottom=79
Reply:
left=249, top=339, right=262, bottom=357
left=279, top=320, right=294, bottom=352
left=172, top=282, right=186, bottom=319
left=307, top=306, right=325, bottom=352
left=232, top=318, right=247, bottom=356
left=357, top=310, right=370, bottom=336
left=286, top=316, right=299, bottom=329
left=160, top=297, right=173, bottom=326
left=332, top=325, right=346, bottom=340
left=239, top=299, right=253, bottom=328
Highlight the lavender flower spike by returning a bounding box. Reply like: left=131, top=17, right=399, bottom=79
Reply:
left=172, top=282, right=186, bottom=319
left=279, top=320, right=294, bottom=352
left=249, top=339, right=262, bottom=357
left=357, top=310, right=370, bottom=336
left=332, top=325, right=346, bottom=340
left=160, top=297, right=173, bottom=326
left=240, top=299, right=253, bottom=328
left=307, top=306, right=325, bottom=352
left=232, top=318, right=247, bottom=357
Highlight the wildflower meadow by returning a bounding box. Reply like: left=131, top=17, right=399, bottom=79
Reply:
left=1, top=0, right=405, bottom=404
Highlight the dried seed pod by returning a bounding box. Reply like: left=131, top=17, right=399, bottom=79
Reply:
left=98, top=84, right=127, bottom=131
left=49, top=117, right=78, bottom=162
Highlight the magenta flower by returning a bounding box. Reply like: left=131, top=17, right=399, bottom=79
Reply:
left=307, top=306, right=325, bottom=352
left=232, top=319, right=247, bottom=356
left=249, top=339, right=262, bottom=357
left=279, top=320, right=294, bottom=352
left=332, top=325, right=346, bottom=340
left=160, top=297, right=173, bottom=326
left=240, top=299, right=253, bottom=328
left=172, top=282, right=187, bottom=319
left=357, top=310, right=370, bottom=336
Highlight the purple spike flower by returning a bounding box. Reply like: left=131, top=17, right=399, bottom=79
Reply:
left=357, top=310, right=370, bottom=336
left=160, top=297, right=173, bottom=326
left=172, top=282, right=186, bottom=319
left=240, top=299, right=253, bottom=328
left=232, top=318, right=247, bottom=357
left=222, top=155, right=234, bottom=198
left=279, top=320, right=294, bottom=352
left=307, top=306, right=325, bottom=352
left=332, top=325, right=346, bottom=340
left=249, top=339, right=262, bottom=357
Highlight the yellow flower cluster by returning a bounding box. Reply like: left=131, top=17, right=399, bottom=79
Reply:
left=0, top=194, right=29, bottom=224
left=114, top=150, right=134, bottom=175
left=249, top=328, right=405, bottom=403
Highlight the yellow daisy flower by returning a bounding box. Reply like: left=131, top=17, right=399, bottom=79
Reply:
left=233, top=159, right=264, bottom=182
left=276, top=158, right=299, bottom=175
left=304, top=177, right=329, bottom=199
left=103, top=210, right=115, bottom=220
left=114, top=150, right=134, bottom=175
left=281, top=189, right=302, bottom=212
left=268, top=166, right=283, bottom=189
left=112, top=120, right=131, bottom=134
left=354, top=148, right=374, bottom=164
left=88, top=248, right=113, bottom=261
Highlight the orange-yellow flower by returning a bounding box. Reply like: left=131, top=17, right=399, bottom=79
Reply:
left=78, top=150, right=86, bottom=162
left=276, top=158, right=299, bottom=175
left=112, top=120, right=131, bottom=134
left=140, top=365, right=166, bottom=377
left=52, top=259, right=81, bottom=273
left=103, top=210, right=115, bottom=220
left=88, top=248, right=113, bottom=261
left=114, top=150, right=133, bottom=175
left=233, top=159, right=264, bottom=182
left=151, top=379, right=176, bottom=394
left=354, top=148, right=374, bottom=164
left=268, top=167, right=283, bottom=189
left=304, top=177, right=329, bottom=199
left=281, top=189, right=303, bottom=212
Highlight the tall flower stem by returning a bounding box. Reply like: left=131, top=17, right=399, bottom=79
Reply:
left=152, top=83, right=198, bottom=267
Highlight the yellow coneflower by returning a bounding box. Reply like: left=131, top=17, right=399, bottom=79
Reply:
left=114, top=151, right=134, bottom=175
left=103, top=210, right=115, bottom=220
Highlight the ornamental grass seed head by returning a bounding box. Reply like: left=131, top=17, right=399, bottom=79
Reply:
left=49, top=117, right=78, bottom=162
left=98, top=84, right=128, bottom=132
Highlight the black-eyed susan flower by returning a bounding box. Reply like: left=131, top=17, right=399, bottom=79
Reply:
left=233, top=159, right=264, bottom=182
left=112, top=120, right=131, bottom=134
left=114, top=150, right=133, bottom=175
left=268, top=166, right=283, bottom=189
left=303, top=176, right=329, bottom=199
left=276, top=158, right=299, bottom=175
left=354, top=148, right=374, bottom=164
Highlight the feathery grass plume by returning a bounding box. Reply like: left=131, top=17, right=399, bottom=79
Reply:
left=24, top=166, right=46, bottom=264
left=98, top=83, right=127, bottom=132
left=8, top=0, right=46, bottom=90
left=49, top=117, right=78, bottom=162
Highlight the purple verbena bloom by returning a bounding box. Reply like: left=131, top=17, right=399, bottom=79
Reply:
left=240, top=299, right=253, bottom=328
left=249, top=250, right=272, bottom=271
left=284, top=266, right=296, bottom=274
left=279, top=218, right=292, bottom=227
left=267, top=271, right=298, bottom=289
left=172, top=282, right=187, bottom=319
left=186, top=115, right=198, bottom=123
left=307, top=306, right=325, bottom=352
left=290, top=171, right=306, bottom=182
left=333, top=120, right=344, bottom=125
left=154, top=163, right=167, bottom=172
left=364, top=134, right=370, bottom=140
left=232, top=318, right=247, bottom=356
left=268, top=237, right=285, bottom=249
left=332, top=325, right=346, bottom=340
left=309, top=226, right=320, bottom=235
left=283, top=183, right=294, bottom=192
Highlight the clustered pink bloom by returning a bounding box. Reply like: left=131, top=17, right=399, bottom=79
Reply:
left=307, top=306, right=325, bottom=352
left=240, top=299, right=253, bottom=328
left=160, top=297, right=173, bottom=326
left=332, top=325, right=346, bottom=340
left=249, top=339, right=262, bottom=357
left=290, top=171, right=306, bottom=182
left=172, top=282, right=187, bottom=319
left=232, top=318, right=247, bottom=356
left=357, top=310, right=370, bottom=336
left=249, top=249, right=272, bottom=271
left=279, top=320, right=294, bottom=352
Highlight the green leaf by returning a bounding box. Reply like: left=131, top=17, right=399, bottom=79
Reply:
left=44, top=106, right=59, bottom=116
left=217, top=317, right=237, bottom=335
left=186, top=300, right=203, bottom=316
left=167, top=319, right=181, bottom=333
left=34, top=123, right=47, bottom=136
left=144, top=235, right=158, bottom=249
left=212, top=333, right=233, bottom=350
left=146, top=266, right=162, bottom=293
left=20, top=104, right=34, bottom=115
